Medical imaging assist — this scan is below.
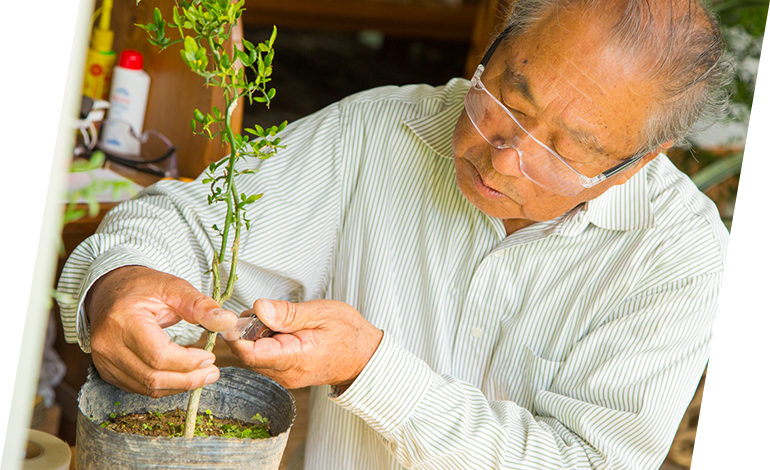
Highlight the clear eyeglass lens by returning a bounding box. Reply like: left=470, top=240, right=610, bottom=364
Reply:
left=465, top=80, right=586, bottom=197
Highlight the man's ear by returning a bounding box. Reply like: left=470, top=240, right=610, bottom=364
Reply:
left=612, top=140, right=675, bottom=186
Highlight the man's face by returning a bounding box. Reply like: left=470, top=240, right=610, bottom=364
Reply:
left=452, top=11, right=662, bottom=232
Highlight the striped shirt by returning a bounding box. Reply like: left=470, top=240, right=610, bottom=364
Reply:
left=58, top=78, right=728, bottom=470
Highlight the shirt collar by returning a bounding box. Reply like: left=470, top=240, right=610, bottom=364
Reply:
left=580, top=162, right=656, bottom=232
left=404, top=78, right=656, bottom=234
left=402, top=78, right=467, bottom=160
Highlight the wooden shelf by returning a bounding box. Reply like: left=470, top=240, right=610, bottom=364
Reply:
left=241, top=0, right=479, bottom=41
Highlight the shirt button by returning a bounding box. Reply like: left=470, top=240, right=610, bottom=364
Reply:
left=471, top=327, right=483, bottom=338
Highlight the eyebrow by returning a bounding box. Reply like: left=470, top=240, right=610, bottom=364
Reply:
left=559, top=120, right=608, bottom=155
left=504, top=68, right=608, bottom=156
left=504, top=70, right=536, bottom=105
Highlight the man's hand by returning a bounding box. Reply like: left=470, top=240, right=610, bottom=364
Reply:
left=226, top=299, right=384, bottom=390
left=85, top=266, right=238, bottom=398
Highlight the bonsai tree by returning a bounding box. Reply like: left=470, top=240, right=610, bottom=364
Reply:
left=137, top=0, right=286, bottom=438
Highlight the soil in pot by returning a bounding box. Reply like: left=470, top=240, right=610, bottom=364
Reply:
left=100, top=407, right=272, bottom=439
left=77, top=366, right=295, bottom=470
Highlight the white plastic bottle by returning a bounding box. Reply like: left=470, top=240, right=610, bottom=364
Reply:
left=100, top=50, right=151, bottom=156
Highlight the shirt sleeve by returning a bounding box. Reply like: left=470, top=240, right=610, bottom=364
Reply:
left=57, top=102, right=345, bottom=353
left=331, top=270, right=720, bottom=470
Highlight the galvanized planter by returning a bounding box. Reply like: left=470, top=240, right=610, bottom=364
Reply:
left=77, top=366, right=295, bottom=470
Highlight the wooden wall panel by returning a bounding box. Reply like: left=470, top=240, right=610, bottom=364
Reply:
left=103, top=0, right=244, bottom=179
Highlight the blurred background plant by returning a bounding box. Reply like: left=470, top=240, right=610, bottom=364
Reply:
left=669, top=0, right=770, bottom=470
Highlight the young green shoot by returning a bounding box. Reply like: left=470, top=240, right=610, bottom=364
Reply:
left=139, top=0, right=286, bottom=438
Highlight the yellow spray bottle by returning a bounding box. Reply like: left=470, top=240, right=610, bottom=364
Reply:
left=82, top=0, right=116, bottom=101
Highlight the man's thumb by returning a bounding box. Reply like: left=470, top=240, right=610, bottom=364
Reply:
left=253, top=299, right=309, bottom=332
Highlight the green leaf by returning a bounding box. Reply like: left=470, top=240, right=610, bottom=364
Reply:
left=220, top=52, right=231, bottom=69
left=154, top=7, right=162, bottom=26
left=242, top=39, right=255, bottom=51
left=63, top=208, right=86, bottom=224
left=267, top=88, right=276, bottom=99
left=237, top=49, right=251, bottom=66
left=184, top=35, right=198, bottom=53
left=692, top=143, right=770, bottom=192
left=71, top=151, right=105, bottom=172
left=194, top=109, right=205, bottom=123
left=190, top=118, right=197, bottom=132
left=706, top=348, right=727, bottom=440
left=735, top=294, right=770, bottom=313
left=709, top=0, right=770, bottom=14
left=244, top=193, right=263, bottom=204
left=269, top=25, right=277, bottom=48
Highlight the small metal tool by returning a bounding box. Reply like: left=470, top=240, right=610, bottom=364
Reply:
left=197, top=314, right=275, bottom=342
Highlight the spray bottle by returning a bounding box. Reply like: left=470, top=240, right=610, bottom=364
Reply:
left=82, top=0, right=115, bottom=101
left=100, top=50, right=152, bottom=156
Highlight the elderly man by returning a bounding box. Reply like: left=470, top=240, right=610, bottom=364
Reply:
left=58, top=0, right=732, bottom=469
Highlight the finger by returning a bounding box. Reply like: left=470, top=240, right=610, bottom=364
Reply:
left=228, top=333, right=303, bottom=371
left=245, top=368, right=301, bottom=390
left=161, top=278, right=238, bottom=332
left=94, top=344, right=221, bottom=398
left=93, top=355, right=189, bottom=398
left=253, top=299, right=326, bottom=333
left=126, top=323, right=217, bottom=373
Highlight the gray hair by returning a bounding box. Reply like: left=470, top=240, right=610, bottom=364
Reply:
left=497, top=0, right=734, bottom=154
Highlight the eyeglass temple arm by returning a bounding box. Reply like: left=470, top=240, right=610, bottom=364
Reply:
left=479, top=24, right=516, bottom=67
left=600, top=153, right=647, bottom=180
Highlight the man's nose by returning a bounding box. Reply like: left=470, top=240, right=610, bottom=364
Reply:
left=490, top=137, right=526, bottom=177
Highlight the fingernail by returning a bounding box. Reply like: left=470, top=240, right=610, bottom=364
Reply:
left=261, top=301, right=275, bottom=321
left=204, top=372, right=218, bottom=385
left=199, top=359, right=214, bottom=369
left=212, top=308, right=229, bottom=316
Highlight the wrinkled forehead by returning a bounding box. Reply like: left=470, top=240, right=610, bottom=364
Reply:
left=488, top=14, right=660, bottom=155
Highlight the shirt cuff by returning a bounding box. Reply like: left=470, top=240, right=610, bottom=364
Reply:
left=330, top=331, right=433, bottom=435
left=71, top=247, right=161, bottom=353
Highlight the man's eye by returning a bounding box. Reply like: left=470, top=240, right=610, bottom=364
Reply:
left=501, top=98, right=525, bottom=117
left=551, top=143, right=583, bottom=164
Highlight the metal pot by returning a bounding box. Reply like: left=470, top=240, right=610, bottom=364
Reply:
left=76, top=366, right=295, bottom=469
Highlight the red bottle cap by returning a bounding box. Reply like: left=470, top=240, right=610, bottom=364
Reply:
left=118, top=50, right=144, bottom=70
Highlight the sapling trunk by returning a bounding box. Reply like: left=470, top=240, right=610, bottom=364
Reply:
left=138, top=0, right=285, bottom=439
left=183, top=100, right=243, bottom=438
